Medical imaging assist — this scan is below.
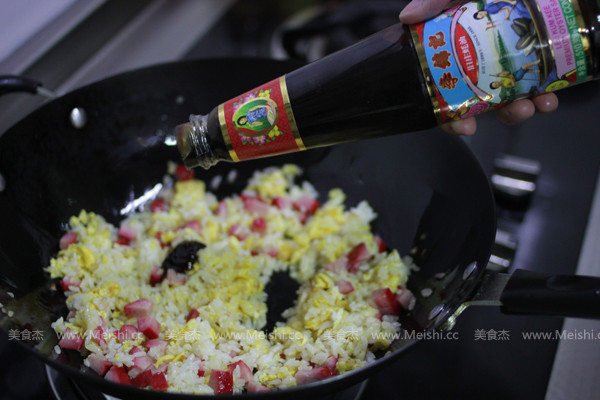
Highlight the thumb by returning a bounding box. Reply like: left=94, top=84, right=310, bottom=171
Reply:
left=399, top=0, right=457, bottom=24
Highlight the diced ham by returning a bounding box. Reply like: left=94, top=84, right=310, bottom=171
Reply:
left=149, top=266, right=163, bottom=286
left=272, top=196, right=291, bottom=209
left=150, top=198, right=166, bottom=213
left=166, top=269, right=186, bottom=287
left=92, top=325, right=107, bottom=347
left=267, top=247, right=279, bottom=258
left=227, top=360, right=270, bottom=393
left=155, top=232, right=166, bottom=248
left=59, top=232, right=77, bottom=250
left=145, top=339, right=167, bottom=354
left=250, top=218, right=267, bottom=235
left=209, top=369, right=233, bottom=395
left=58, top=328, right=83, bottom=350
left=335, top=280, right=354, bottom=294
left=131, top=369, right=152, bottom=387
left=197, top=364, right=205, bottom=377
left=114, top=237, right=131, bottom=246
left=369, top=288, right=400, bottom=315
left=105, top=366, right=131, bottom=385
left=116, top=324, right=139, bottom=342
left=87, top=354, right=112, bottom=376
left=132, top=354, right=153, bottom=372
left=59, top=276, right=80, bottom=292
left=138, top=316, right=161, bottom=339
left=215, top=200, right=227, bottom=217
left=396, top=287, right=416, bottom=311
left=124, top=298, right=153, bottom=318
left=292, top=195, right=320, bottom=215
left=150, top=371, right=168, bottom=390
left=182, top=220, right=202, bottom=235
left=118, top=225, right=136, bottom=240
left=242, top=196, right=269, bottom=217
left=186, top=308, right=200, bottom=322
left=295, top=356, right=338, bottom=385
left=175, top=164, right=195, bottom=181
left=228, top=223, right=247, bottom=241
left=346, top=242, right=369, bottom=273
left=129, top=346, right=143, bottom=355
left=374, top=235, right=387, bottom=253
left=325, top=255, right=348, bottom=273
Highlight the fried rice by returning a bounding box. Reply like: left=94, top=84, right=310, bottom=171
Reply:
left=46, top=164, right=416, bottom=394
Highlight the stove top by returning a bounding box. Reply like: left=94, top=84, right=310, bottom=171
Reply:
left=1, top=1, right=599, bottom=399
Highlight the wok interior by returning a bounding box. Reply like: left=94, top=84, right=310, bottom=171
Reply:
left=0, top=59, right=495, bottom=398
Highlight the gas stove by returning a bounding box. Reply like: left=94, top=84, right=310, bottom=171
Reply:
left=1, top=1, right=599, bottom=399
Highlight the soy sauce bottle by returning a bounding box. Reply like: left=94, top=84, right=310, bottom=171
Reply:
left=176, top=0, right=600, bottom=169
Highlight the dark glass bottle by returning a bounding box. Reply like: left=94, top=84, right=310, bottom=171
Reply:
left=177, top=0, right=599, bottom=169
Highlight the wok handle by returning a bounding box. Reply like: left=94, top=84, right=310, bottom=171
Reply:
left=0, top=75, right=55, bottom=98
left=500, top=268, right=600, bottom=319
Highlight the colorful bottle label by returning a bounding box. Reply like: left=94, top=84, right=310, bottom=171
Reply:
left=411, top=0, right=591, bottom=123
left=218, top=76, right=305, bottom=162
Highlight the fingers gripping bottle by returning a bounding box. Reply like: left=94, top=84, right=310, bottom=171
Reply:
left=176, top=0, right=600, bottom=169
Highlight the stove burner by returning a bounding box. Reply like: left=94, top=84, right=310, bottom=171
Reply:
left=45, top=364, right=368, bottom=400
left=271, top=1, right=402, bottom=62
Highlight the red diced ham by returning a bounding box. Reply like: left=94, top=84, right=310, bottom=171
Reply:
left=58, top=328, right=83, bottom=350
left=131, top=369, right=152, bottom=387
left=166, top=269, right=186, bottom=287
left=215, top=200, right=227, bottom=216
left=59, top=232, right=77, bottom=250
left=138, top=316, right=161, bottom=339
left=267, top=247, right=279, bottom=258
left=295, top=356, right=338, bottom=385
left=243, top=196, right=270, bottom=217
left=145, top=339, right=167, bottom=354
left=105, top=366, right=131, bottom=385
left=155, top=232, right=166, bottom=248
left=186, top=308, right=200, bottom=322
left=124, top=298, right=153, bottom=318
left=118, top=225, right=136, bottom=240
left=132, top=354, right=153, bottom=372
left=369, top=288, right=401, bottom=315
left=209, top=369, right=233, bottom=395
left=59, top=276, right=80, bottom=292
left=396, top=287, right=416, bottom=311
left=250, top=218, right=267, bottom=235
left=92, top=325, right=106, bottom=346
left=292, top=195, right=320, bottom=215
left=272, top=196, right=291, bottom=209
left=325, top=255, right=348, bottom=273
left=116, top=324, right=139, bottom=342
left=129, top=346, right=143, bottom=355
left=87, top=354, right=112, bottom=376
left=347, top=242, right=369, bottom=273
left=335, top=280, right=354, bottom=294
left=228, top=223, right=247, bottom=241
left=227, top=360, right=270, bottom=393
left=175, top=164, right=195, bottom=181
left=149, top=266, right=163, bottom=286
left=182, top=220, right=202, bottom=234
left=150, top=198, right=166, bottom=213
left=150, top=371, right=168, bottom=390
left=197, top=363, right=206, bottom=377
left=114, top=237, right=131, bottom=246
left=374, top=235, right=387, bottom=253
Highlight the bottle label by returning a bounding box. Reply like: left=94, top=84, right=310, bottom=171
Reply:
left=410, top=0, right=591, bottom=123
left=218, top=76, right=305, bottom=162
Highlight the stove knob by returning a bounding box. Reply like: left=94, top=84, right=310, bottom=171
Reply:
left=491, top=153, right=540, bottom=209
left=487, top=228, right=518, bottom=272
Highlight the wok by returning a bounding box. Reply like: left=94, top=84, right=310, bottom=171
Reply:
left=0, top=58, right=598, bottom=399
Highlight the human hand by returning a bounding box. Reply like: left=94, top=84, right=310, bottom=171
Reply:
left=399, top=0, right=559, bottom=136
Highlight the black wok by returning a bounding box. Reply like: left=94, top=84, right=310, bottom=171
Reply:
left=0, top=59, right=598, bottom=399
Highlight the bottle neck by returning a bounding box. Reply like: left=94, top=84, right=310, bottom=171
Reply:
left=175, top=115, right=218, bottom=170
